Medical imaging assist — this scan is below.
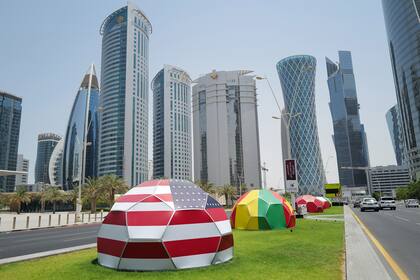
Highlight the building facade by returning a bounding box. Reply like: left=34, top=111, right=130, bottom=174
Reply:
left=98, top=3, right=152, bottom=186
left=152, top=65, right=192, bottom=180
left=15, top=154, right=29, bottom=186
left=35, top=133, right=61, bottom=184
left=193, top=70, right=262, bottom=189
left=386, top=105, right=406, bottom=166
left=276, top=55, right=325, bottom=195
left=326, top=51, right=370, bottom=188
left=62, top=65, right=100, bottom=190
left=369, top=165, right=410, bottom=197
left=0, top=91, right=22, bottom=192
left=49, top=137, right=64, bottom=186
left=382, top=0, right=420, bottom=178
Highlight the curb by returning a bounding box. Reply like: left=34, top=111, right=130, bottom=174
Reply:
left=0, top=243, right=97, bottom=265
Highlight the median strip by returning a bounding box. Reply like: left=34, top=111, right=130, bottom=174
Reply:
left=351, top=211, right=409, bottom=280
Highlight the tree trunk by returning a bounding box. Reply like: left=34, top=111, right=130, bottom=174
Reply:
left=225, top=194, right=229, bottom=207
left=41, top=200, right=45, bottom=213
left=53, top=202, right=56, bottom=214
left=17, top=202, right=21, bottom=214
left=91, top=199, right=96, bottom=214
left=110, top=189, right=114, bottom=207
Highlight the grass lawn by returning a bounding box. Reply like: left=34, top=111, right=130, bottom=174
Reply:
left=308, top=206, right=344, bottom=216
left=0, top=219, right=344, bottom=280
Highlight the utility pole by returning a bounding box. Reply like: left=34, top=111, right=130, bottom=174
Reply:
left=261, top=162, right=269, bottom=189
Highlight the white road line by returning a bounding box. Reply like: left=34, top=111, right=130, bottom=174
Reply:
left=63, top=236, right=95, bottom=242
left=394, top=216, right=409, bottom=222
left=416, top=223, right=420, bottom=226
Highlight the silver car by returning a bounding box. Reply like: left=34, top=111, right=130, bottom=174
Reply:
left=405, top=199, right=419, bottom=208
left=360, top=198, right=380, bottom=212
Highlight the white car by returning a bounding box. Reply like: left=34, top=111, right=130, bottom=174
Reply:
left=405, top=199, right=419, bottom=208
left=360, top=198, right=380, bottom=212
left=378, top=197, right=396, bottom=210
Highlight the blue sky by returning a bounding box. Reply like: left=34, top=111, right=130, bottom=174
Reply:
left=0, top=0, right=397, bottom=188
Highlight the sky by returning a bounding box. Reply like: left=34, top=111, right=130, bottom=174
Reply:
left=0, top=0, right=398, bottom=188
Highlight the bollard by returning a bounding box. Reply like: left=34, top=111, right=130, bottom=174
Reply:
left=12, top=217, right=16, bottom=230
left=82, top=212, right=84, bottom=223
left=88, top=213, right=91, bottom=222
left=95, top=212, right=97, bottom=222
left=101, top=210, right=103, bottom=220
left=48, top=214, right=51, bottom=226
left=58, top=214, right=61, bottom=225
left=26, top=216, right=30, bottom=229
left=66, top=213, right=69, bottom=224
left=38, top=215, right=41, bottom=227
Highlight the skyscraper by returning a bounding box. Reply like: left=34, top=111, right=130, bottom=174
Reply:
left=62, top=64, right=100, bottom=190
left=382, top=0, right=420, bottom=178
left=152, top=65, right=192, bottom=180
left=276, top=55, right=325, bottom=195
left=326, top=51, right=370, bottom=188
left=98, top=3, right=152, bottom=186
left=35, top=133, right=61, bottom=184
left=386, top=105, right=406, bottom=166
left=49, top=138, right=63, bottom=186
left=15, top=154, right=29, bottom=186
left=0, top=91, right=22, bottom=192
left=192, top=70, right=262, bottom=189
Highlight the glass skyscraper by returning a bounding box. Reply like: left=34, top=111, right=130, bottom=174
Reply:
left=193, top=70, right=262, bottom=190
left=49, top=138, right=63, bottom=186
left=0, top=91, right=22, bottom=192
left=98, top=3, right=151, bottom=186
left=326, top=51, right=370, bottom=188
left=382, top=0, right=420, bottom=178
left=35, top=133, right=61, bottom=184
left=152, top=65, right=192, bottom=180
left=62, top=65, right=100, bottom=190
left=276, top=55, right=325, bottom=195
left=386, top=105, right=406, bottom=166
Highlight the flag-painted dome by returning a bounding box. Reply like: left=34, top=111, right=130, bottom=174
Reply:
left=97, top=179, right=233, bottom=271
left=230, top=189, right=295, bottom=230
left=296, top=195, right=324, bottom=213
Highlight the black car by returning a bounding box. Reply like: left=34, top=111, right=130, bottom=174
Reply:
left=353, top=199, right=361, bottom=208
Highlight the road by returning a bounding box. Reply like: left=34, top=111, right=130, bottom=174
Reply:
left=0, top=223, right=100, bottom=259
left=353, top=204, right=420, bottom=279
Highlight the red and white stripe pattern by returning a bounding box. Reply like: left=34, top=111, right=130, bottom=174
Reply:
left=97, top=179, right=233, bottom=271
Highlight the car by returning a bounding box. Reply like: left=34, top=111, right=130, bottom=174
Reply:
left=405, top=199, right=419, bottom=208
left=360, top=197, right=380, bottom=212
left=378, top=197, right=396, bottom=210
left=353, top=199, right=361, bottom=208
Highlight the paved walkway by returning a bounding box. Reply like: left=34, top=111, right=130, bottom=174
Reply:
left=344, top=206, right=392, bottom=280
left=305, top=214, right=344, bottom=222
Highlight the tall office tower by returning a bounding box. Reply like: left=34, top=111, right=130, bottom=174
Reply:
left=152, top=65, right=192, bottom=180
left=99, top=3, right=152, bottom=186
left=276, top=55, right=325, bottom=195
left=62, top=65, right=100, bottom=190
left=386, top=105, right=406, bottom=166
left=35, top=133, right=61, bottom=184
left=15, top=154, right=29, bottom=186
left=0, top=91, right=22, bottom=192
left=326, top=51, right=370, bottom=188
left=192, top=70, right=262, bottom=189
left=49, top=138, right=64, bottom=186
left=382, top=0, right=420, bottom=178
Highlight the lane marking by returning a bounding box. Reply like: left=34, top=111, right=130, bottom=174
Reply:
left=1, top=230, right=99, bottom=246
left=351, top=211, right=409, bottom=280
left=394, top=216, right=409, bottom=222
left=63, top=236, right=96, bottom=242
left=416, top=223, right=420, bottom=226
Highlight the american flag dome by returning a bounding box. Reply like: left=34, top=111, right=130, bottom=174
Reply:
left=97, top=179, right=233, bottom=271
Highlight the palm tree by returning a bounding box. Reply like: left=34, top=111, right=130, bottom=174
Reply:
left=82, top=177, right=102, bottom=213
left=37, top=186, right=48, bottom=213
left=218, top=185, right=236, bottom=207
left=67, top=188, right=79, bottom=211
left=44, top=186, right=67, bottom=214
left=9, top=186, right=31, bottom=214
left=195, top=180, right=216, bottom=195
left=99, top=175, right=128, bottom=207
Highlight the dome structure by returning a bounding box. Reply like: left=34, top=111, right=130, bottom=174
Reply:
left=296, top=195, right=324, bottom=213
left=316, top=196, right=332, bottom=209
left=97, top=179, right=233, bottom=271
left=230, top=190, right=295, bottom=230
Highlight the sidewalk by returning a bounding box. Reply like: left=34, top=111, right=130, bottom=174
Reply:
left=0, top=211, right=108, bottom=232
left=344, top=206, right=392, bottom=280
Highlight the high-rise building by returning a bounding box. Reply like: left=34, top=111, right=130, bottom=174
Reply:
left=192, top=70, right=262, bottom=189
left=98, top=3, right=152, bottom=186
left=15, top=154, right=29, bottom=186
left=152, top=65, right=192, bottom=180
left=369, top=165, right=410, bottom=197
left=386, top=105, right=406, bottom=166
left=35, top=133, right=61, bottom=184
left=0, top=91, right=22, bottom=192
left=49, top=137, right=64, bottom=186
left=62, top=65, right=100, bottom=190
left=276, top=55, right=325, bottom=195
left=382, top=0, right=420, bottom=178
left=326, top=51, right=370, bottom=188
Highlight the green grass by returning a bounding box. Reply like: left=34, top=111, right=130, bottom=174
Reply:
left=308, top=206, right=344, bottom=216
left=0, top=219, right=344, bottom=280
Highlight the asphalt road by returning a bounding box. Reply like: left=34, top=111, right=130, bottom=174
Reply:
left=353, top=204, right=420, bottom=279
left=0, top=223, right=101, bottom=259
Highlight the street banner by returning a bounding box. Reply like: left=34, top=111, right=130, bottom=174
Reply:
left=285, top=159, right=298, bottom=193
